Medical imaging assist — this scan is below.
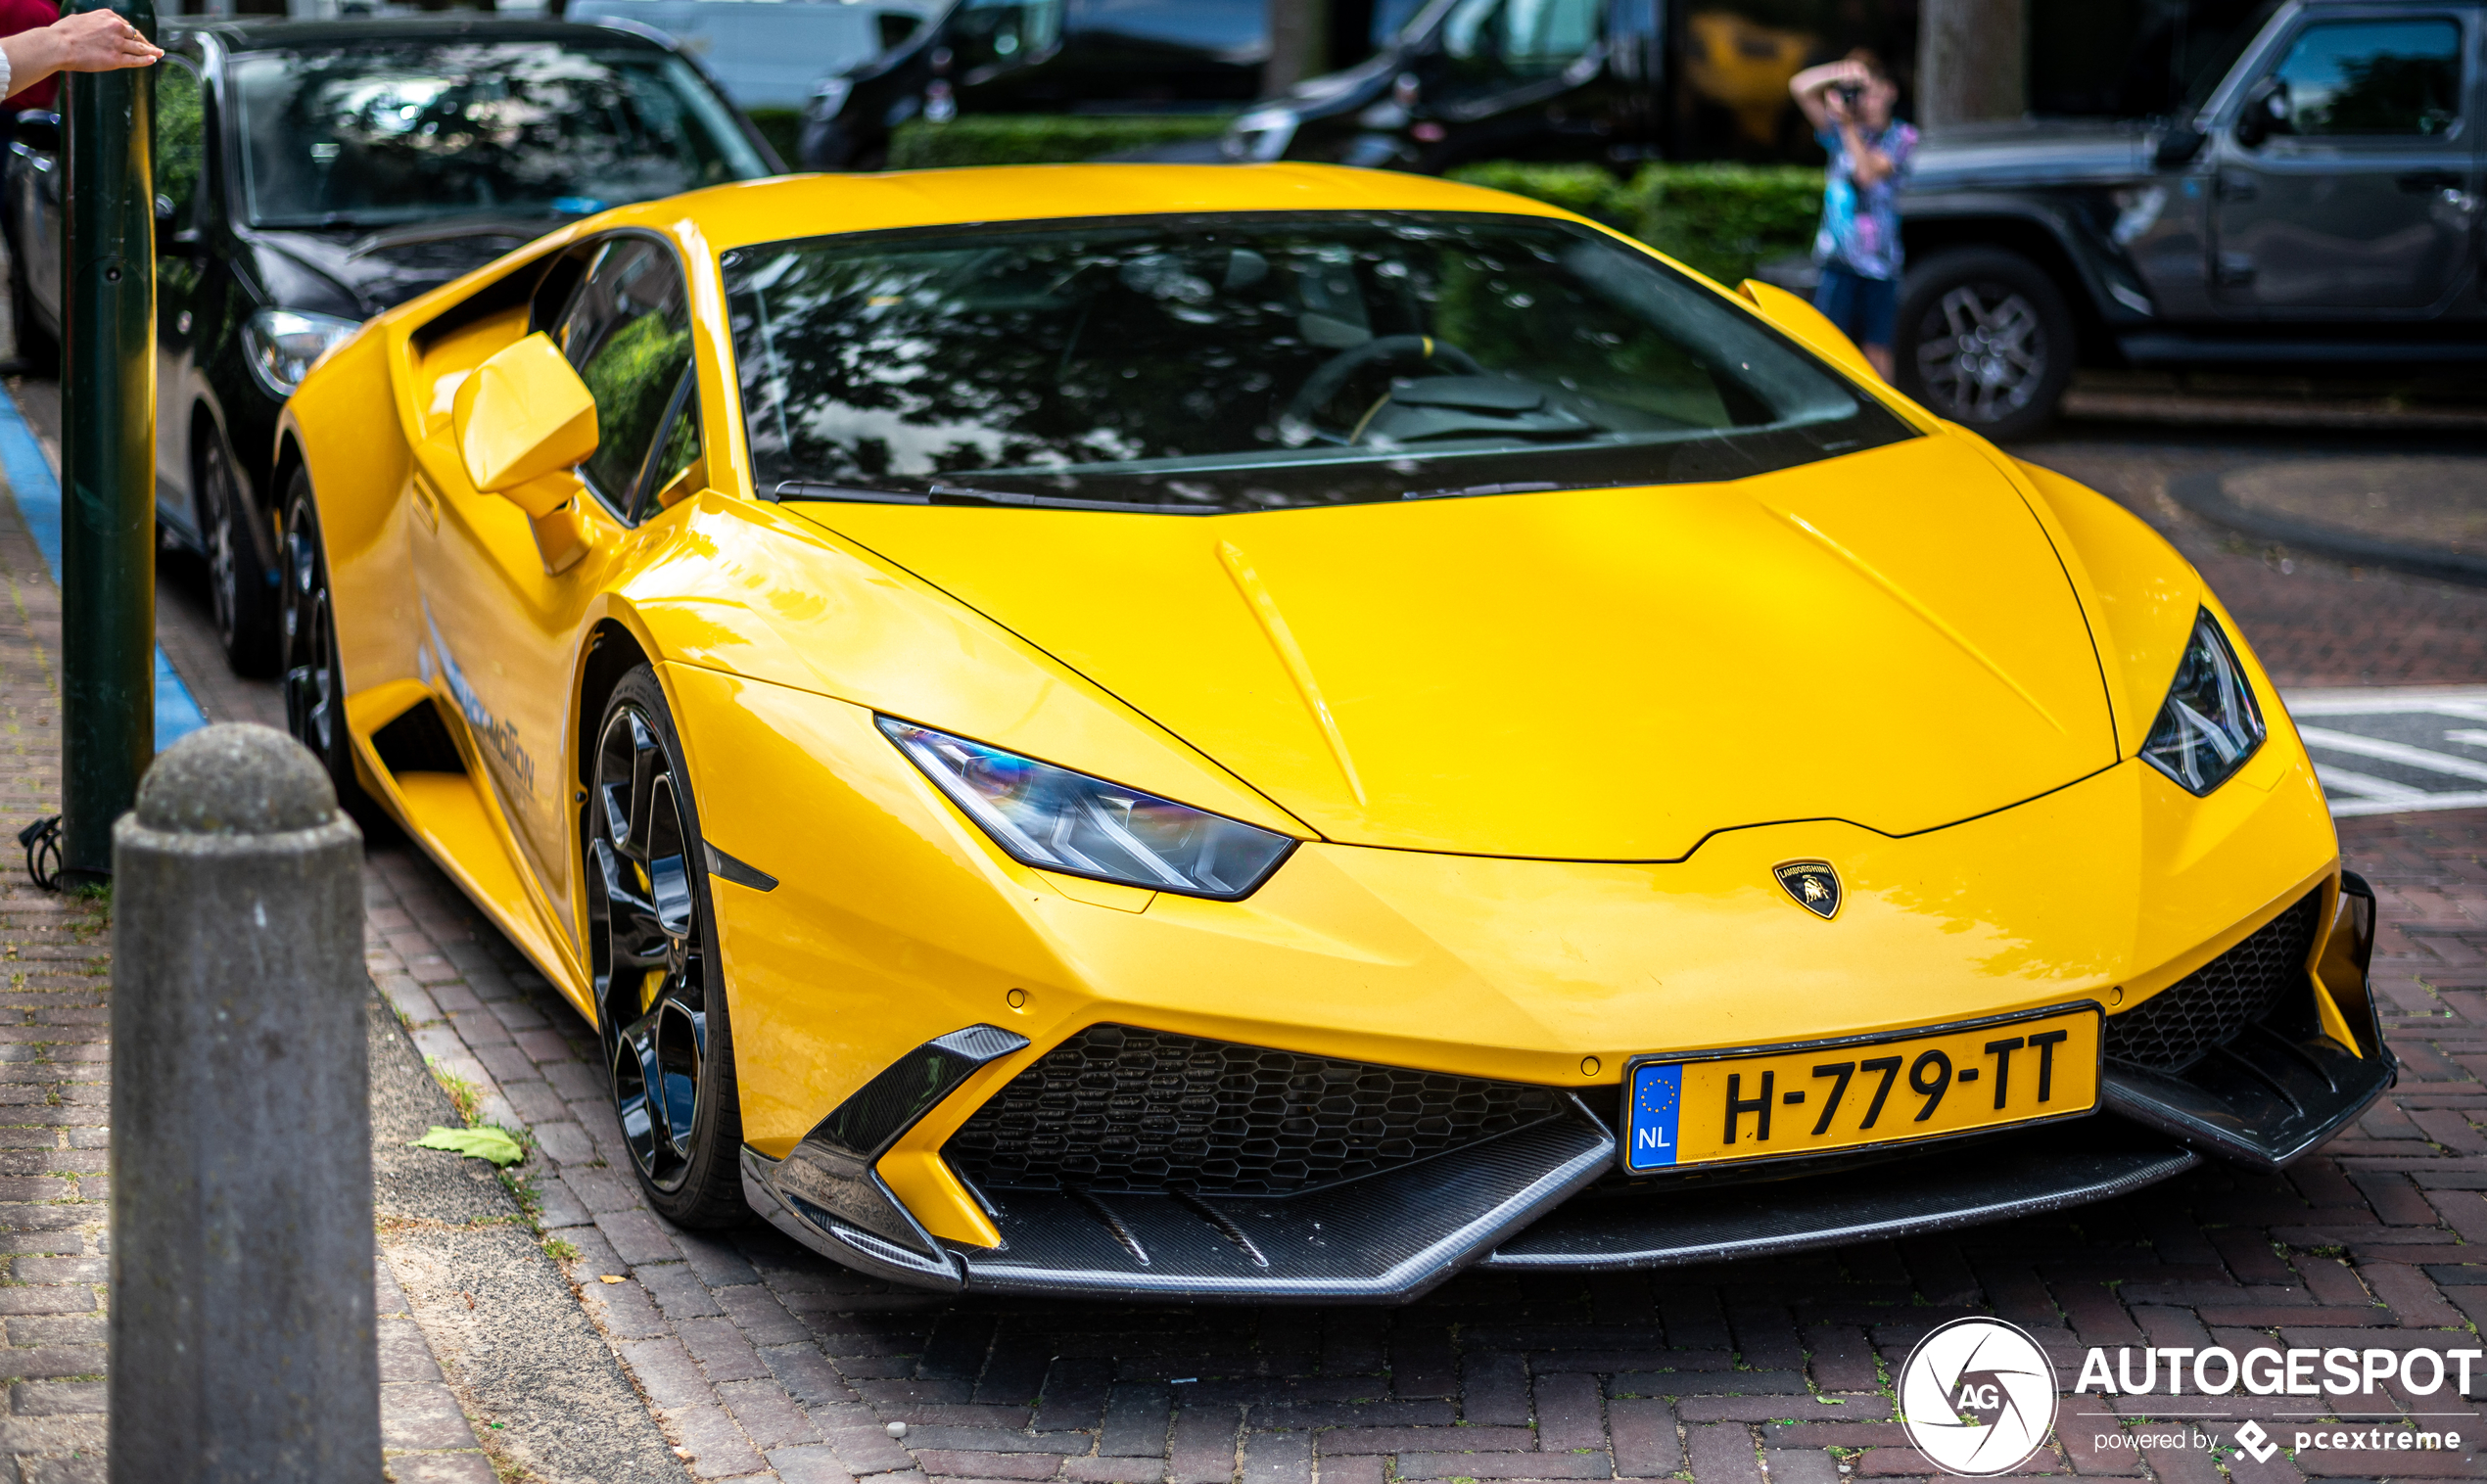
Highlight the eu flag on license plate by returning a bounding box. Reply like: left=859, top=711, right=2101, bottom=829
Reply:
left=1626, top=1062, right=1681, bottom=1172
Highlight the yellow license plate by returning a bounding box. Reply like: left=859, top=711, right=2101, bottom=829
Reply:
left=1620, top=1006, right=2101, bottom=1173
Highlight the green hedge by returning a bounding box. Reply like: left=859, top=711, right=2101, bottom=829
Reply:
left=747, top=108, right=805, bottom=170
left=890, top=115, right=1234, bottom=169
left=1451, top=162, right=1822, bottom=285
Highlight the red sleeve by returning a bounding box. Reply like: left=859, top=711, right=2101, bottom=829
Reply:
left=1, top=0, right=62, bottom=115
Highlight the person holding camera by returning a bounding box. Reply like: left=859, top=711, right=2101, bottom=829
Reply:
left=1790, top=50, right=1913, bottom=381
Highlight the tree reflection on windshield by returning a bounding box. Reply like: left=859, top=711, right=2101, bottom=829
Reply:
left=234, top=42, right=765, bottom=229
left=726, top=213, right=1899, bottom=513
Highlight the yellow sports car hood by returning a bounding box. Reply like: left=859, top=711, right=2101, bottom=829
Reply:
left=800, top=434, right=2118, bottom=859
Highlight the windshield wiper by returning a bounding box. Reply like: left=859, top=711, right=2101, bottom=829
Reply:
left=771, top=481, right=1228, bottom=515
left=769, top=482, right=999, bottom=506
left=1401, top=480, right=1561, bottom=501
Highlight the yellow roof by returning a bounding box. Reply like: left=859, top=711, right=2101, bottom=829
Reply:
left=608, top=162, right=1579, bottom=252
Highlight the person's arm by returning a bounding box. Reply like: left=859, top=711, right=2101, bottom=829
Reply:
left=1788, top=59, right=1865, bottom=133
left=0, top=9, right=162, bottom=101
left=1842, top=118, right=1894, bottom=188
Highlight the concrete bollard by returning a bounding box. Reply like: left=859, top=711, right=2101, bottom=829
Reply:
left=110, top=723, right=376, bottom=1483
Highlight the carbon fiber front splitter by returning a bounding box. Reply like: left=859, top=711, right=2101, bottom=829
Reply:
left=744, top=1104, right=2210, bottom=1301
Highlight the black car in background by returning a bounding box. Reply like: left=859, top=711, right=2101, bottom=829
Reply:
left=3, top=17, right=776, bottom=672
left=804, top=0, right=1924, bottom=171
left=1221, top=0, right=1659, bottom=172
left=1894, top=0, right=2487, bottom=439
left=799, top=0, right=1270, bottom=169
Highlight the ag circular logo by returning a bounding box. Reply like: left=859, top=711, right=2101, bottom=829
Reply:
left=1898, top=1317, right=2059, bottom=1476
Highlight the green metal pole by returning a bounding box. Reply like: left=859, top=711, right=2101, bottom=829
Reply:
left=59, top=0, right=157, bottom=888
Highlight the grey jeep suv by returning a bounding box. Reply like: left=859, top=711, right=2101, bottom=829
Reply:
left=1897, top=0, right=2484, bottom=439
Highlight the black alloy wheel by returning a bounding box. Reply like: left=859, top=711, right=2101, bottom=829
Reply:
left=201, top=430, right=280, bottom=676
left=587, top=668, right=745, bottom=1224
left=1895, top=248, right=2077, bottom=443
left=278, top=468, right=361, bottom=804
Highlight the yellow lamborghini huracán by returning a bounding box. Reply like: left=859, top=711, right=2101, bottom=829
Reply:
left=276, top=164, right=2386, bottom=1300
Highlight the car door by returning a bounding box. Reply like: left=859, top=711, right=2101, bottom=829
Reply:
left=2209, top=7, right=2480, bottom=315
left=412, top=233, right=705, bottom=939
left=10, top=113, right=63, bottom=331
left=153, top=52, right=209, bottom=543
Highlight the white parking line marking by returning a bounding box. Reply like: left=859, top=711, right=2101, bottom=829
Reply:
left=2279, top=688, right=2487, bottom=817
left=2313, top=765, right=2431, bottom=802
left=2295, top=726, right=2487, bottom=785
left=2327, top=789, right=2487, bottom=818
left=2289, top=686, right=2487, bottom=719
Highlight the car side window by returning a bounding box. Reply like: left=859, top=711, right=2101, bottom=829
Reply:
left=156, top=58, right=206, bottom=230
left=550, top=237, right=696, bottom=521
left=2258, top=18, right=2463, bottom=137
left=1438, top=0, right=1603, bottom=99
left=635, top=380, right=705, bottom=521
left=952, top=0, right=1064, bottom=72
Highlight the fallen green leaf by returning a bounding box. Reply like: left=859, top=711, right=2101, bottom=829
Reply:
left=413, top=1126, right=525, bottom=1167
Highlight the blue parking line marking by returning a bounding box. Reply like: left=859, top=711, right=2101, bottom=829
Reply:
left=0, top=385, right=208, bottom=751
left=1626, top=1061, right=1682, bottom=1172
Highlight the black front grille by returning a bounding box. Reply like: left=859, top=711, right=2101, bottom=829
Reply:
left=943, top=1024, right=1565, bottom=1197
left=2105, top=892, right=2323, bottom=1072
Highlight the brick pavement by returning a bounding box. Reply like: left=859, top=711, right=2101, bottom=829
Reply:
left=0, top=427, right=510, bottom=1481
left=2013, top=428, right=2487, bottom=688
left=6, top=402, right=2487, bottom=1481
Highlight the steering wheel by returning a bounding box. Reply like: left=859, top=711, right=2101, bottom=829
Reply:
left=1286, top=335, right=1484, bottom=438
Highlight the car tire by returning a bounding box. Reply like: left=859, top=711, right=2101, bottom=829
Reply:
left=9, top=255, right=55, bottom=376
left=277, top=467, right=365, bottom=810
left=201, top=428, right=281, bottom=677
left=1895, top=248, right=2076, bottom=442
left=587, top=667, right=748, bottom=1227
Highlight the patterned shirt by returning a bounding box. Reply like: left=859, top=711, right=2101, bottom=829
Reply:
left=1812, top=121, right=1918, bottom=281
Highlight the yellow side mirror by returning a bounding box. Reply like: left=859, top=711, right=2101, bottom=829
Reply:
left=451, top=332, right=599, bottom=516
left=1736, top=278, right=1883, bottom=385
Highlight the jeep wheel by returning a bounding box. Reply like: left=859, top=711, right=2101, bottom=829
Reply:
left=1896, top=249, right=2076, bottom=442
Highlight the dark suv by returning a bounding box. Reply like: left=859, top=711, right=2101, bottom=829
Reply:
left=799, top=0, right=1268, bottom=170
left=1220, top=0, right=1665, bottom=172
left=1896, top=0, right=2487, bottom=439
left=4, top=17, right=775, bottom=673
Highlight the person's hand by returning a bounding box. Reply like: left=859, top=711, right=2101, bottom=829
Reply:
left=48, top=8, right=164, bottom=74
left=1, top=8, right=161, bottom=98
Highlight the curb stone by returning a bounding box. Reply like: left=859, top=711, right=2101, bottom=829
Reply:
left=2168, top=468, right=2487, bottom=589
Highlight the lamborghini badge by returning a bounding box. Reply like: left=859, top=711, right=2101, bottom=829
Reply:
left=1774, top=861, right=1842, bottom=919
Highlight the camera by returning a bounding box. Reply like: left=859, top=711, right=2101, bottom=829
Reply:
left=1836, top=82, right=1864, bottom=109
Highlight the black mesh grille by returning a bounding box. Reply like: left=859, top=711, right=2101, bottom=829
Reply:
left=943, top=1024, right=1565, bottom=1196
left=2105, top=892, right=2323, bottom=1072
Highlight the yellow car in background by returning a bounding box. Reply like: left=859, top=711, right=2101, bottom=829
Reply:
left=276, top=164, right=2387, bottom=1300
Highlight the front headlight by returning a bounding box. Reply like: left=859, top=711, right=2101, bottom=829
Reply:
left=1223, top=107, right=1298, bottom=162
left=2139, top=609, right=2266, bottom=795
left=243, top=308, right=361, bottom=397
left=880, top=719, right=1295, bottom=900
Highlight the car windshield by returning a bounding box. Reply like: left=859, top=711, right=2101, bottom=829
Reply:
left=230, top=40, right=768, bottom=230
left=2181, top=0, right=2281, bottom=115
left=726, top=212, right=1906, bottom=512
